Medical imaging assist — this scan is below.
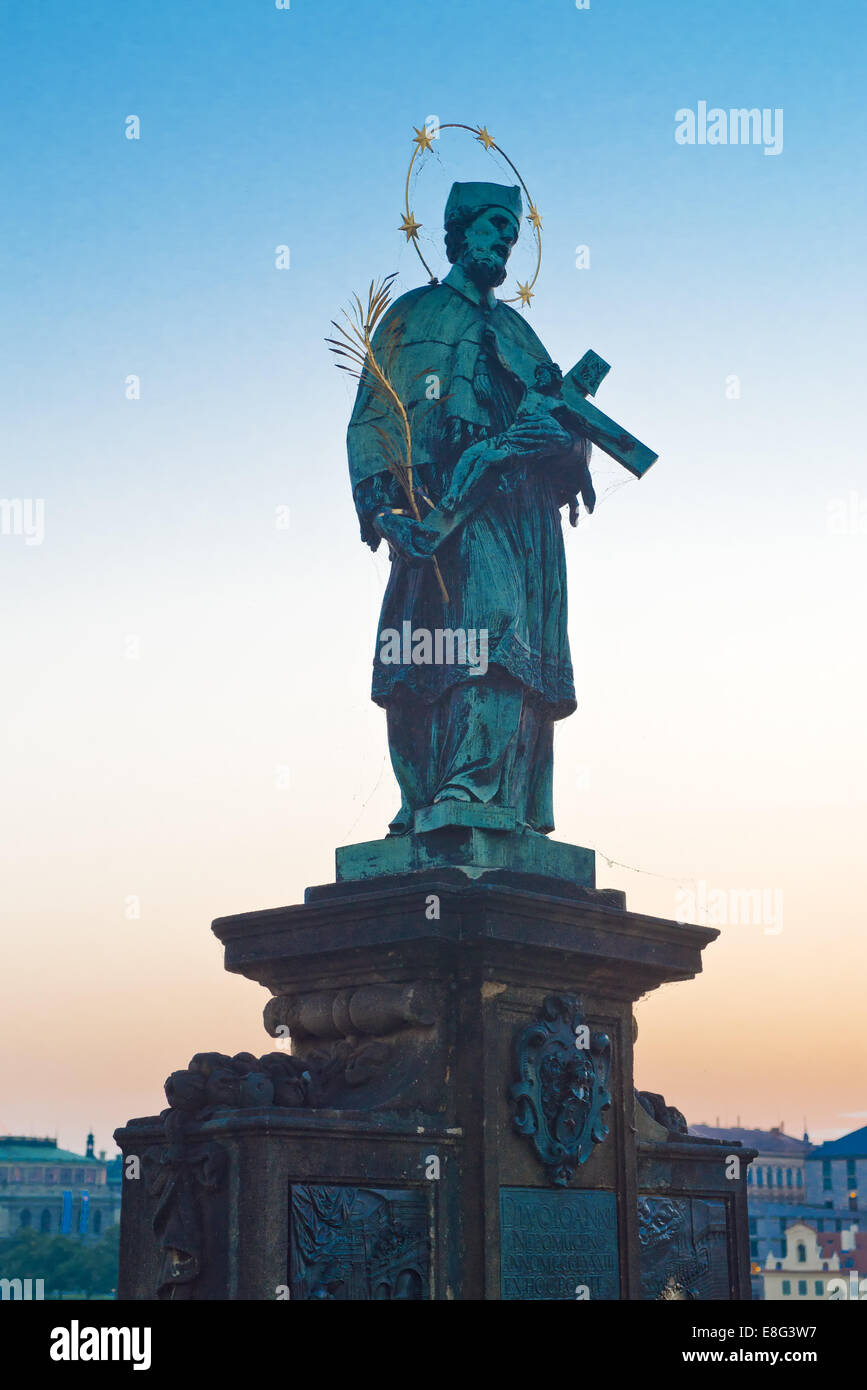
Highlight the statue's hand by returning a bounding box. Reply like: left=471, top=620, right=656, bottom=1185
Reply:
left=373, top=511, right=435, bottom=563
left=501, top=410, right=572, bottom=461
left=440, top=440, right=503, bottom=512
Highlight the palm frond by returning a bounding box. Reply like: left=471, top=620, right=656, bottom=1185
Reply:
left=326, top=274, right=449, bottom=602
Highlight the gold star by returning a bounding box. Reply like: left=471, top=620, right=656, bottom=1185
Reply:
left=476, top=126, right=496, bottom=151
left=398, top=211, right=422, bottom=241
left=412, top=124, right=434, bottom=154
left=516, top=281, right=535, bottom=307
left=527, top=203, right=542, bottom=231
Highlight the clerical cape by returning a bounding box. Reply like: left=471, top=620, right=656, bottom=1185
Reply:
left=347, top=264, right=591, bottom=721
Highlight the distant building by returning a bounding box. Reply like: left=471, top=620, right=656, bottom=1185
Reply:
left=763, top=1221, right=866, bottom=1301
left=0, top=1135, right=120, bottom=1240
left=805, top=1125, right=867, bottom=1214
left=691, top=1123, right=867, bottom=1295
left=690, top=1123, right=811, bottom=1201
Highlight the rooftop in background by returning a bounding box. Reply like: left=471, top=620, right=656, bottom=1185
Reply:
left=807, top=1125, right=867, bottom=1160
left=0, top=1136, right=109, bottom=1165
left=689, top=1125, right=813, bottom=1156
left=817, top=1230, right=867, bottom=1275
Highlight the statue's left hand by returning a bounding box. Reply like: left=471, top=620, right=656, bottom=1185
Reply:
left=502, top=410, right=573, bottom=460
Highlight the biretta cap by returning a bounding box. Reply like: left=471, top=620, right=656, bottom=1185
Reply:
left=444, top=181, right=522, bottom=227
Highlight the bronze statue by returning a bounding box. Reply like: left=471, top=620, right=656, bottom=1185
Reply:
left=344, top=180, right=655, bottom=837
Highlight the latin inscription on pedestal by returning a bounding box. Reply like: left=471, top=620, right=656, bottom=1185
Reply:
left=500, top=1188, right=620, bottom=1300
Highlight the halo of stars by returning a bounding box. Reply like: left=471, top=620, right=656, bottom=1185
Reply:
left=400, top=122, right=543, bottom=309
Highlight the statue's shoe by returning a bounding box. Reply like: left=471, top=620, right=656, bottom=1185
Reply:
left=386, top=804, right=414, bottom=836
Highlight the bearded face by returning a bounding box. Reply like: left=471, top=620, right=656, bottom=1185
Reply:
left=458, top=207, right=520, bottom=290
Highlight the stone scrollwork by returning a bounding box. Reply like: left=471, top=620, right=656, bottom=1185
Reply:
left=262, top=984, right=437, bottom=1105
left=636, top=1089, right=688, bottom=1136
left=510, top=994, right=612, bottom=1187
left=164, top=1049, right=313, bottom=1117
left=147, top=1050, right=314, bottom=1299
left=263, top=982, right=435, bottom=1041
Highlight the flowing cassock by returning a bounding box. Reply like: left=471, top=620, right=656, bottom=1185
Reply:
left=347, top=267, right=592, bottom=834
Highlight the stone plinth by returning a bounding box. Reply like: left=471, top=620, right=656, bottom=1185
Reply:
left=115, top=832, right=753, bottom=1301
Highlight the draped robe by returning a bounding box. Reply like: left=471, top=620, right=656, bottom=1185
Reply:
left=347, top=264, right=592, bottom=834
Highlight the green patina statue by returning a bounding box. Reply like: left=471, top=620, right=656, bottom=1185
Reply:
left=346, top=180, right=655, bottom=839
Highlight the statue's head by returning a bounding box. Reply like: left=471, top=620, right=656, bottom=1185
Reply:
left=533, top=361, right=563, bottom=395
left=444, top=181, right=522, bottom=291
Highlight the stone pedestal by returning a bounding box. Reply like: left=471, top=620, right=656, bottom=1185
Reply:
left=115, top=831, right=754, bottom=1301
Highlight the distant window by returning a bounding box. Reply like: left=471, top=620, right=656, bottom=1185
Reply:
left=750, top=1239, right=758, bottom=1256
left=822, top=1160, right=832, bottom=1192
left=85, top=1169, right=97, bottom=1184
left=60, top=1169, right=71, bottom=1183
left=748, top=1167, right=753, bottom=1184
left=817, top=1220, right=824, bottom=1232
left=796, top=1170, right=803, bottom=1187
left=822, top=1262, right=828, bottom=1271
left=845, top=1258, right=854, bottom=1268
left=786, top=1169, right=793, bottom=1187
left=45, top=1169, right=57, bottom=1184
left=40, top=1209, right=51, bottom=1233
left=757, top=1168, right=764, bottom=1187
left=782, top=1280, right=791, bottom=1295
left=776, top=1167, right=783, bottom=1186
left=27, top=1167, right=42, bottom=1184
left=836, top=1220, right=843, bottom=1232
left=93, top=1210, right=102, bottom=1235
left=797, top=1243, right=807, bottom=1263
left=849, top=1196, right=858, bottom=1212
left=20, top=1209, right=31, bottom=1228
left=779, top=1219, right=787, bottom=1233
left=749, top=1218, right=757, bottom=1233
left=798, top=1280, right=807, bottom=1296
left=814, top=1280, right=824, bottom=1296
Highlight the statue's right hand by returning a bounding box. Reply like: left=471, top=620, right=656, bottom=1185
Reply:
left=373, top=511, right=435, bottom=564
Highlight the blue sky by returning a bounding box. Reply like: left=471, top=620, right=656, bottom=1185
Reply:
left=1, top=0, right=865, bottom=1150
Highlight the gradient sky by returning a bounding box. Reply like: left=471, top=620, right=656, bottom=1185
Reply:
left=1, top=0, right=865, bottom=1158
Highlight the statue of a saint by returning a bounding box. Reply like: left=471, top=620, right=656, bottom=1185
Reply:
left=347, top=181, right=595, bottom=837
